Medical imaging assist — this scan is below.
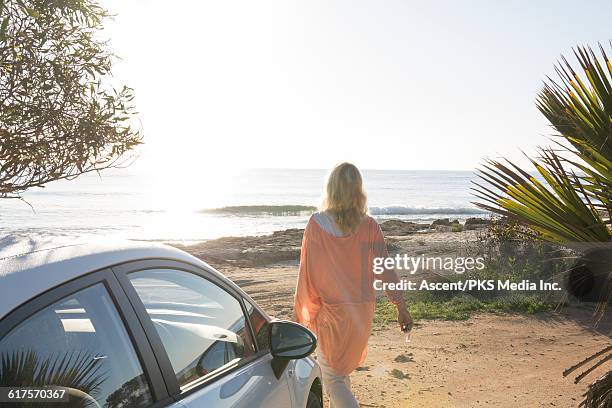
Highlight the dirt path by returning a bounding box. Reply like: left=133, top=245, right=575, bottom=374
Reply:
left=219, top=263, right=611, bottom=408
left=358, top=313, right=610, bottom=407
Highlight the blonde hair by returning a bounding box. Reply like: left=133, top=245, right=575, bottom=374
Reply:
left=322, top=162, right=368, bottom=234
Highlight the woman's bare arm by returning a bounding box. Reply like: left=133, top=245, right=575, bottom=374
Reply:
left=378, top=267, right=413, bottom=331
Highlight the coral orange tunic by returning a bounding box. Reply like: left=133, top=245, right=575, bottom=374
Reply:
left=294, top=215, right=400, bottom=375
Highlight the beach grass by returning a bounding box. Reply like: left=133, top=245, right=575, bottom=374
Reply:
left=374, top=293, right=555, bottom=327
left=373, top=249, right=562, bottom=327
left=371, top=226, right=569, bottom=325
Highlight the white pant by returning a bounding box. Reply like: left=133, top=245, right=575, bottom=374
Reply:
left=317, top=352, right=360, bottom=408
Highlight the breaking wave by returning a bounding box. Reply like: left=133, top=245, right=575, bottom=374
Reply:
left=200, top=205, right=317, bottom=215
left=369, top=206, right=487, bottom=216
left=200, top=205, right=487, bottom=216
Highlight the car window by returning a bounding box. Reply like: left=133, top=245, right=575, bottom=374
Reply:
left=245, top=301, right=270, bottom=352
left=127, top=269, right=256, bottom=388
left=0, top=283, right=153, bottom=408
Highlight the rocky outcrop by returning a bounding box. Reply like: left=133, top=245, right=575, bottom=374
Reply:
left=173, top=228, right=304, bottom=268
left=431, top=218, right=452, bottom=227
left=379, top=219, right=428, bottom=236
left=174, top=218, right=457, bottom=268
left=464, top=217, right=492, bottom=230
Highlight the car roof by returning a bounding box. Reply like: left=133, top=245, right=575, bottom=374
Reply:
left=0, top=237, right=227, bottom=320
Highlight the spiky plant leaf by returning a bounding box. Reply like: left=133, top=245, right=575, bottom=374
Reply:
left=474, top=44, right=612, bottom=243
left=0, top=349, right=105, bottom=408
left=473, top=44, right=612, bottom=407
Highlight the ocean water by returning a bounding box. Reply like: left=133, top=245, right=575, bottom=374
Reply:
left=0, top=169, right=487, bottom=243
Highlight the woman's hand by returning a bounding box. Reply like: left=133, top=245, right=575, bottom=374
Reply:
left=397, top=303, right=413, bottom=332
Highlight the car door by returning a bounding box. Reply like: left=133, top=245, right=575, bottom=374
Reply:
left=113, top=259, right=294, bottom=408
left=0, top=269, right=173, bottom=408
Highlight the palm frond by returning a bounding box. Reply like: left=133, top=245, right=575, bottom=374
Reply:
left=0, top=349, right=105, bottom=408
left=475, top=44, right=612, bottom=244
left=580, top=371, right=612, bottom=408
left=537, top=45, right=612, bottom=163
left=474, top=42, right=612, bottom=408
left=472, top=153, right=611, bottom=243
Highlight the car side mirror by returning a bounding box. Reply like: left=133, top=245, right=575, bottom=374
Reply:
left=268, top=321, right=317, bottom=379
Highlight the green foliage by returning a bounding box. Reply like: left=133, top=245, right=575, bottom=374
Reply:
left=473, top=45, right=612, bottom=243
left=539, top=47, right=612, bottom=211
left=375, top=224, right=562, bottom=327
left=472, top=45, right=612, bottom=404
left=374, top=294, right=554, bottom=326
left=474, top=154, right=611, bottom=242
left=475, top=218, right=566, bottom=283
left=0, top=0, right=141, bottom=198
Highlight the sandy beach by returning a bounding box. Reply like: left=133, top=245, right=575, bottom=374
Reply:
left=173, top=220, right=612, bottom=408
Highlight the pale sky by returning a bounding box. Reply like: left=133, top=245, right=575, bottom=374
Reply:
left=100, top=0, right=612, bottom=174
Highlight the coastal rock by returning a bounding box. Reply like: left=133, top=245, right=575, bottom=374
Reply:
left=379, top=219, right=427, bottom=236
left=173, top=223, right=402, bottom=268
left=431, top=218, right=452, bottom=228
left=464, top=217, right=492, bottom=230
left=173, top=228, right=304, bottom=268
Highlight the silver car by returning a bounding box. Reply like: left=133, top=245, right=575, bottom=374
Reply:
left=0, top=239, right=323, bottom=407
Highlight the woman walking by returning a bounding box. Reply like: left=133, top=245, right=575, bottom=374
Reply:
left=294, top=162, right=412, bottom=408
